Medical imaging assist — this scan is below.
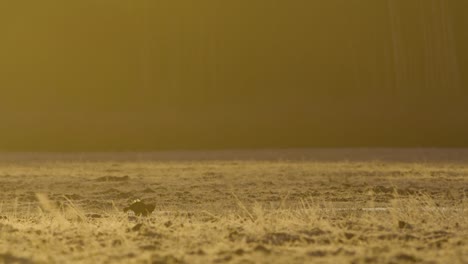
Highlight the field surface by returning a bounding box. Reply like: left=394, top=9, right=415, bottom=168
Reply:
left=0, top=150, right=467, bottom=264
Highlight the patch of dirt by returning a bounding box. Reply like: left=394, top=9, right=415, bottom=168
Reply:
left=390, top=253, right=421, bottom=263
left=0, top=253, right=33, bottom=264
left=262, top=232, right=301, bottom=245
left=95, top=176, right=130, bottom=182
left=151, top=254, right=185, bottom=264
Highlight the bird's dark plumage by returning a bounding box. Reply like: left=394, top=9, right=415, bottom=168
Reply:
left=124, top=200, right=155, bottom=216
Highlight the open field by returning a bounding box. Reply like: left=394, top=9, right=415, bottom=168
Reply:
left=0, top=150, right=467, bottom=263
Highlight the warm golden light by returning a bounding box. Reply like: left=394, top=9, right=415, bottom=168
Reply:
left=0, top=0, right=467, bottom=150
left=0, top=2, right=467, bottom=263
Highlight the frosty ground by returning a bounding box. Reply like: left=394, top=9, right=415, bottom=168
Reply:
left=0, top=150, right=466, bottom=263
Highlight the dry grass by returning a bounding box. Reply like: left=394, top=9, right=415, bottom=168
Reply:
left=0, top=156, right=467, bottom=263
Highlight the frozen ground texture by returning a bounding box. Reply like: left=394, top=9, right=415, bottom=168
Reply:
left=0, top=149, right=466, bottom=263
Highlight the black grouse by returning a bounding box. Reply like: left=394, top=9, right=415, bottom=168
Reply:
left=124, top=200, right=156, bottom=216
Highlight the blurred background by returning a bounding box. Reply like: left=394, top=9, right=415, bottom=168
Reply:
left=1, top=0, right=467, bottom=151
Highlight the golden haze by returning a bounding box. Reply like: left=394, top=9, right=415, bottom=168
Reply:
left=1, top=1, right=467, bottom=150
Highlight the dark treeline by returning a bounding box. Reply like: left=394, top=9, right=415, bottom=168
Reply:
left=1, top=0, right=467, bottom=150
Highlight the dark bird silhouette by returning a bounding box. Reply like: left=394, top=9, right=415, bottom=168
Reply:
left=124, top=200, right=156, bottom=217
